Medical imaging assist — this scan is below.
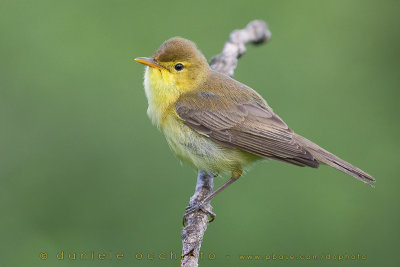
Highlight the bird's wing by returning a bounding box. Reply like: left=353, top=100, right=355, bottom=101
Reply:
left=175, top=90, right=319, bottom=168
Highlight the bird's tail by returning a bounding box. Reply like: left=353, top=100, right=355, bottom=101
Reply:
left=294, top=133, right=376, bottom=187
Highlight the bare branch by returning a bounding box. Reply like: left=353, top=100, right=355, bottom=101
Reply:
left=210, top=20, right=271, bottom=77
left=181, top=171, right=214, bottom=267
left=180, top=20, right=271, bottom=267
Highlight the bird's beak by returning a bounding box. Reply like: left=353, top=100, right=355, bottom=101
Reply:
left=135, top=57, right=167, bottom=71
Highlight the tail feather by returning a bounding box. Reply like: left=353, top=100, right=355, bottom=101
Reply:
left=294, top=133, right=376, bottom=187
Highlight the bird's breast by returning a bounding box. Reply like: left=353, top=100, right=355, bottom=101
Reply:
left=162, top=114, right=223, bottom=170
left=143, top=67, right=180, bottom=128
left=161, top=114, right=260, bottom=173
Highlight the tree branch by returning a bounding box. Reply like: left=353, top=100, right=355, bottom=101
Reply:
left=180, top=20, right=271, bottom=267
left=210, top=20, right=271, bottom=77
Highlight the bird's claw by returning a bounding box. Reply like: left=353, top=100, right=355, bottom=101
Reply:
left=182, top=202, right=216, bottom=226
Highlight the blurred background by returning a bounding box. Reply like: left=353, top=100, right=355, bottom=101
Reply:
left=1, top=0, right=399, bottom=266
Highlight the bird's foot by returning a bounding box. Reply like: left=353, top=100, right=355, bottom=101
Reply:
left=182, top=202, right=216, bottom=226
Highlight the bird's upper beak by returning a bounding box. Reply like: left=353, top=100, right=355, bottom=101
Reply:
left=135, top=57, right=167, bottom=71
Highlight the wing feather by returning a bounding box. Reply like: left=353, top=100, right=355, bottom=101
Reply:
left=175, top=85, right=319, bottom=168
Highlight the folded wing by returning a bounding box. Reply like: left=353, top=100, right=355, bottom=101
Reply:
left=175, top=91, right=319, bottom=168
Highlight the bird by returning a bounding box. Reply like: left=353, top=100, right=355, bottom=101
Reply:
left=135, top=37, right=375, bottom=222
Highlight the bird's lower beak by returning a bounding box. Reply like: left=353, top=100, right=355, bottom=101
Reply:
left=135, top=57, right=167, bottom=71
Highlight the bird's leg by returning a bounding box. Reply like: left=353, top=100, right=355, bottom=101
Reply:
left=183, top=170, right=242, bottom=225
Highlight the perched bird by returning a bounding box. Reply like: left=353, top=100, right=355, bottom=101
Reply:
left=135, top=37, right=375, bottom=221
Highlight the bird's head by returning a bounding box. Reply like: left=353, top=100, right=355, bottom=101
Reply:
left=135, top=37, right=210, bottom=92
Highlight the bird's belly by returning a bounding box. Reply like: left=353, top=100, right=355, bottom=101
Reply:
left=162, top=116, right=259, bottom=174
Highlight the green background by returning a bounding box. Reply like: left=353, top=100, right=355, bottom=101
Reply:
left=1, top=0, right=399, bottom=266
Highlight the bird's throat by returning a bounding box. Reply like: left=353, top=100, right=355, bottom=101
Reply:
left=144, top=67, right=181, bottom=128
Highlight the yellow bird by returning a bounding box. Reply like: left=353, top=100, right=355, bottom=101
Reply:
left=135, top=37, right=375, bottom=220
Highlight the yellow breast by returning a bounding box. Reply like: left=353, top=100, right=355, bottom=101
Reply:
left=143, top=67, right=181, bottom=128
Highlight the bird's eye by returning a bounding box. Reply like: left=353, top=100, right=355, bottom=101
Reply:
left=174, top=63, right=184, bottom=71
